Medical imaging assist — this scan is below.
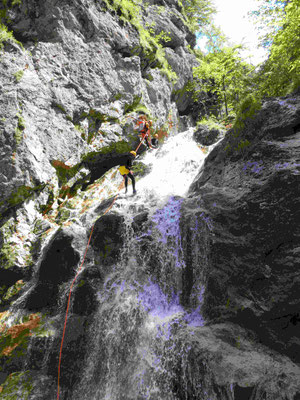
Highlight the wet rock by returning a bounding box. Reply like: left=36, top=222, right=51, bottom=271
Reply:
left=0, top=268, right=24, bottom=288
left=167, top=323, right=300, bottom=400
left=24, top=228, right=80, bottom=310
left=193, top=124, right=223, bottom=146
left=45, top=315, right=90, bottom=388
left=178, top=115, right=194, bottom=131
left=234, top=385, right=254, bottom=400
left=72, top=266, right=102, bottom=315
left=90, top=213, right=125, bottom=266
left=185, top=93, right=300, bottom=364
left=37, top=229, right=80, bottom=283
left=132, top=211, right=149, bottom=233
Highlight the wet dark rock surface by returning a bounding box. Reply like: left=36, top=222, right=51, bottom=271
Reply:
left=24, top=229, right=80, bottom=311
left=185, top=93, right=300, bottom=367
left=90, top=213, right=125, bottom=266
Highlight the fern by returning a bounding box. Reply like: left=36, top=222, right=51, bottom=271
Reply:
left=0, top=23, right=15, bottom=50
left=0, top=1, right=23, bottom=52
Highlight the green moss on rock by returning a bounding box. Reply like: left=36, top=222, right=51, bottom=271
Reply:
left=0, top=243, right=18, bottom=270
left=79, top=109, right=120, bottom=144
left=13, top=70, right=24, bottom=82
left=15, top=112, right=25, bottom=146
left=101, top=0, right=177, bottom=83
left=0, top=371, right=33, bottom=399
left=124, top=95, right=153, bottom=118
left=55, top=207, right=71, bottom=225
left=132, top=161, right=150, bottom=177
left=0, top=2, right=24, bottom=52
left=81, top=141, right=131, bottom=162
left=2, top=280, right=25, bottom=302
left=50, top=160, right=80, bottom=186
left=7, top=184, right=44, bottom=208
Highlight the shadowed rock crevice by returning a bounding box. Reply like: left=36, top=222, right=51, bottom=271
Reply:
left=24, top=229, right=80, bottom=311
left=234, top=385, right=254, bottom=400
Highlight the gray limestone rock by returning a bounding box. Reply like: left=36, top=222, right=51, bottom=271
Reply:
left=0, top=0, right=199, bottom=218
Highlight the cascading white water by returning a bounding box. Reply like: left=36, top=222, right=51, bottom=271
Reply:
left=137, top=128, right=206, bottom=198
left=72, top=129, right=215, bottom=400
left=109, top=128, right=206, bottom=213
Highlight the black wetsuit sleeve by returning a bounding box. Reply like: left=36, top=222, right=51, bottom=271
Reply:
left=151, top=139, right=158, bottom=148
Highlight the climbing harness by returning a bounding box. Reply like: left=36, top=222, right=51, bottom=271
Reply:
left=56, top=144, right=141, bottom=400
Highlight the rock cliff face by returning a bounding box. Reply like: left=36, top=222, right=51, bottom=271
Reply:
left=0, top=0, right=197, bottom=217
left=1, top=1, right=300, bottom=399
left=187, top=94, right=300, bottom=359
left=181, top=93, right=300, bottom=397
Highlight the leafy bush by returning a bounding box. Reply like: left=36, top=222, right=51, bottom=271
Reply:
left=178, top=0, right=216, bottom=33
left=192, top=46, right=254, bottom=117
left=0, top=23, right=17, bottom=50
left=232, top=94, right=262, bottom=134
left=196, top=115, right=225, bottom=131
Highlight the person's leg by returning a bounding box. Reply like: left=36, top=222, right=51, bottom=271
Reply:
left=128, top=172, right=136, bottom=193
left=124, top=174, right=128, bottom=193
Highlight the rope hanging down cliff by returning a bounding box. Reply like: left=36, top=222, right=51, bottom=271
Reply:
left=56, top=140, right=145, bottom=400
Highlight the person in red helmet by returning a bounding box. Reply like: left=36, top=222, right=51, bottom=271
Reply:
left=119, top=150, right=137, bottom=195
left=136, top=117, right=152, bottom=149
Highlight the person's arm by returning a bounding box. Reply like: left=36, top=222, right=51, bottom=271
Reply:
left=126, top=156, right=133, bottom=171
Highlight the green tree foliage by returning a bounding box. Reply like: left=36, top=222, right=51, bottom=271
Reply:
left=254, top=0, right=300, bottom=96
left=178, top=0, right=216, bottom=33
left=248, top=0, right=287, bottom=48
left=200, top=24, right=227, bottom=53
left=193, top=46, right=254, bottom=116
left=191, top=0, right=299, bottom=124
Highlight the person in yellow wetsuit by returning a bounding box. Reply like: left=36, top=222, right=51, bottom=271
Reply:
left=119, top=151, right=137, bottom=195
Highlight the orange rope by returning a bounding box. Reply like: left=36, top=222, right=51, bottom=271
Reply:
left=56, top=222, right=95, bottom=400
left=56, top=147, right=140, bottom=399
left=136, top=137, right=147, bottom=153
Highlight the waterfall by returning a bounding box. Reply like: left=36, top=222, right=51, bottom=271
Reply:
left=68, top=129, right=212, bottom=400
left=135, top=128, right=207, bottom=198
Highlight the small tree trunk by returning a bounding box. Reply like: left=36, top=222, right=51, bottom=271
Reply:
left=223, top=75, right=228, bottom=116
